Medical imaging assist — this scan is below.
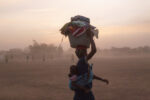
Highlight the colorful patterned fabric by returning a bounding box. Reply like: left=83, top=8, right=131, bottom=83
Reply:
left=68, top=21, right=89, bottom=37
left=70, top=75, right=77, bottom=82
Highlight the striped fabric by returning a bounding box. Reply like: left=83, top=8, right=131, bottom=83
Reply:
left=69, top=26, right=88, bottom=37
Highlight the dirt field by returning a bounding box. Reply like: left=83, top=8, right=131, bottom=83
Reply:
left=0, top=56, right=150, bottom=100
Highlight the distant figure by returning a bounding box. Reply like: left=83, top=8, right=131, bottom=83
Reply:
left=31, top=55, right=34, bottom=61
left=42, top=55, right=46, bottom=62
left=26, top=55, right=29, bottom=63
left=5, top=55, right=8, bottom=64
left=0, top=55, right=3, bottom=63
left=10, top=54, right=14, bottom=60
left=50, top=54, right=53, bottom=60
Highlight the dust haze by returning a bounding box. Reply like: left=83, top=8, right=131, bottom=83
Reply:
left=0, top=40, right=150, bottom=100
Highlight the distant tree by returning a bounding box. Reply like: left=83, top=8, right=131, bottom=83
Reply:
left=28, top=40, right=63, bottom=59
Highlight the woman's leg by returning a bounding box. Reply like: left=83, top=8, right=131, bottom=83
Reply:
left=89, top=91, right=95, bottom=100
left=73, top=92, right=81, bottom=100
left=84, top=91, right=95, bottom=100
left=73, top=91, right=95, bottom=100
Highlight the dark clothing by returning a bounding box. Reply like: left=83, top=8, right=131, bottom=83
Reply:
left=77, top=57, right=88, bottom=76
left=76, top=57, right=92, bottom=89
left=74, top=57, right=94, bottom=100
left=74, top=91, right=95, bottom=100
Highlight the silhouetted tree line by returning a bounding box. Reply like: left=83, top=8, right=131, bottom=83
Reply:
left=0, top=42, right=150, bottom=63
left=0, top=40, right=63, bottom=63
left=28, top=40, right=63, bottom=58
left=98, top=46, right=150, bottom=56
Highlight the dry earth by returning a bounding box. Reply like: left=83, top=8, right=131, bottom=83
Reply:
left=0, top=56, right=150, bottom=100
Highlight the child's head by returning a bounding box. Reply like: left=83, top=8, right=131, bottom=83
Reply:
left=75, top=46, right=87, bottom=58
left=69, top=65, right=78, bottom=77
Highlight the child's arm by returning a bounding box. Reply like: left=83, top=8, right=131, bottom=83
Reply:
left=93, top=75, right=109, bottom=85
left=71, top=82, right=90, bottom=93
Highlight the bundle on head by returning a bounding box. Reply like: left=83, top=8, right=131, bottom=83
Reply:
left=60, top=15, right=90, bottom=36
left=60, top=15, right=98, bottom=48
left=60, top=22, right=72, bottom=36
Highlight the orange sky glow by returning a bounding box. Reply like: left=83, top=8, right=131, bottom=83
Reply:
left=0, top=0, right=150, bottom=50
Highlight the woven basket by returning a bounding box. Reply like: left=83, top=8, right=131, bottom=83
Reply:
left=68, top=33, right=90, bottom=48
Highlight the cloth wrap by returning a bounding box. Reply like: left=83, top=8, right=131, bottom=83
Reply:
left=69, top=64, right=94, bottom=90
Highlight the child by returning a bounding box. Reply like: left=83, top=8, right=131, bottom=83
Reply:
left=68, top=65, right=109, bottom=92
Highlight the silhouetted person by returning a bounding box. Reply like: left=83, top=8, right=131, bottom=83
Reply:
left=71, top=33, right=97, bottom=100
left=26, top=55, right=29, bottom=63
left=31, top=55, right=34, bottom=61
left=50, top=54, right=53, bottom=60
left=10, top=54, right=13, bottom=60
left=5, top=55, right=8, bottom=64
left=42, top=55, right=46, bottom=62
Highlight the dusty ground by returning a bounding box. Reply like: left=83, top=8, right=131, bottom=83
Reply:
left=0, top=56, right=150, bottom=100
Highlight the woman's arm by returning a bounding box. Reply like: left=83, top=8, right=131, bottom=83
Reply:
left=86, top=34, right=97, bottom=61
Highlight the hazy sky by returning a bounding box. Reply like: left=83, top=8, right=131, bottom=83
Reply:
left=0, top=0, right=150, bottom=50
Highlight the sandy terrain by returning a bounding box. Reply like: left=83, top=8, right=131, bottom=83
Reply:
left=0, top=56, right=150, bottom=100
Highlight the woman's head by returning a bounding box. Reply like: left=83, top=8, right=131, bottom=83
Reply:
left=75, top=46, right=87, bottom=58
